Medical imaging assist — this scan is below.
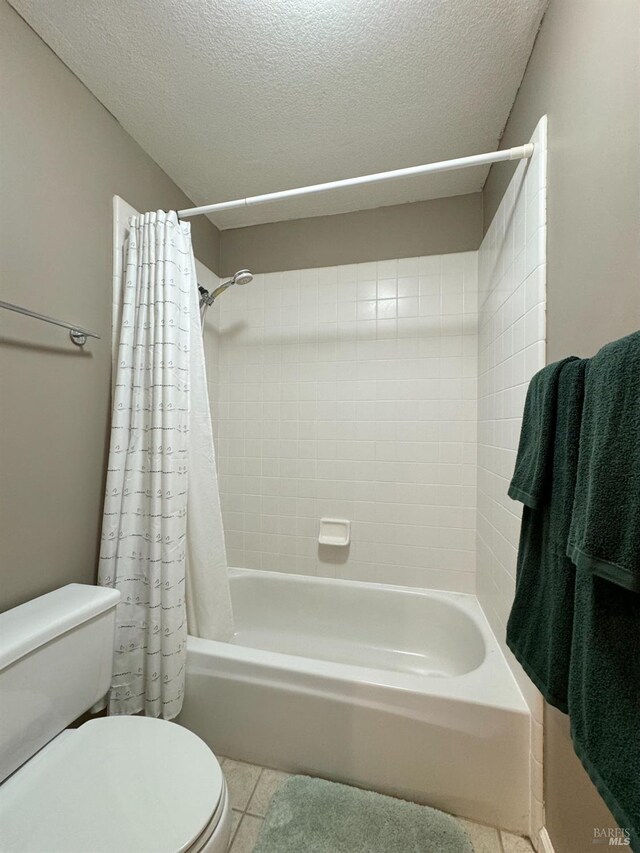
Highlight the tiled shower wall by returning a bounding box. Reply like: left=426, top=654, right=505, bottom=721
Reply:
left=476, top=116, right=547, bottom=840
left=204, top=252, right=479, bottom=592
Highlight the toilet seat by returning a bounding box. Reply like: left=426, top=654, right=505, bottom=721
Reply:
left=0, top=716, right=228, bottom=853
left=188, top=785, right=231, bottom=853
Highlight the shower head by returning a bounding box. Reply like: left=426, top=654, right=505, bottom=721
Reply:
left=198, top=268, right=255, bottom=324
left=209, top=269, right=254, bottom=301
left=231, top=269, right=253, bottom=287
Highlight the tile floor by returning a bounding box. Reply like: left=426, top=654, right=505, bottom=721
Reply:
left=220, top=756, right=535, bottom=853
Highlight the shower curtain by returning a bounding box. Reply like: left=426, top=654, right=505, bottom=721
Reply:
left=99, top=210, right=233, bottom=720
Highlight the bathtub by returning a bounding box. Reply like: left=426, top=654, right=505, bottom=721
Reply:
left=177, top=568, right=530, bottom=833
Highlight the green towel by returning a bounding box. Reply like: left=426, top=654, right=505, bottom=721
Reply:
left=567, top=331, right=640, bottom=591
left=569, top=570, right=640, bottom=851
left=506, top=357, right=586, bottom=711
left=508, top=357, right=578, bottom=508
left=566, top=331, right=640, bottom=850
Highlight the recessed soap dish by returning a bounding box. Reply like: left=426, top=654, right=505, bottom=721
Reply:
left=318, top=518, right=351, bottom=547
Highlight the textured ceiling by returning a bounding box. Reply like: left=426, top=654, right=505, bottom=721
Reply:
left=10, top=0, right=546, bottom=228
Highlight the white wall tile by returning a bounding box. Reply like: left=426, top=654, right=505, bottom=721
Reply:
left=208, top=251, right=478, bottom=591
left=476, top=116, right=547, bottom=840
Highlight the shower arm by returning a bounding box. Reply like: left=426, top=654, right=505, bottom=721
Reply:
left=199, top=280, right=235, bottom=307
left=209, top=281, right=234, bottom=302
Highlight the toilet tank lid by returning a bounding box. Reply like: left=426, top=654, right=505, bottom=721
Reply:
left=0, top=584, right=120, bottom=671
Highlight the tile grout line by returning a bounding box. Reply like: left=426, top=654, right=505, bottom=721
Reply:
left=245, top=768, right=290, bottom=819
left=229, top=767, right=265, bottom=850
left=246, top=766, right=264, bottom=814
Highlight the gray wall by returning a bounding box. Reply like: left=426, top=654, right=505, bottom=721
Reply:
left=219, top=193, right=482, bottom=276
left=0, top=1, right=221, bottom=611
left=483, top=0, right=640, bottom=849
left=484, top=0, right=640, bottom=363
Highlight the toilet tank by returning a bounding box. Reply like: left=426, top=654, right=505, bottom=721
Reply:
left=0, top=584, right=120, bottom=783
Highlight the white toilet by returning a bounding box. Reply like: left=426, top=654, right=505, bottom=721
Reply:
left=0, top=584, right=232, bottom=853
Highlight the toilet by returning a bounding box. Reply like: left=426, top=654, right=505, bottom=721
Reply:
left=0, top=584, right=232, bottom=853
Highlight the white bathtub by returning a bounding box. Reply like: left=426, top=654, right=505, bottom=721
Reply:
left=177, top=569, right=530, bottom=832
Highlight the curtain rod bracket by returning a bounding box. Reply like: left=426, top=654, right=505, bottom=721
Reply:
left=69, top=330, right=88, bottom=346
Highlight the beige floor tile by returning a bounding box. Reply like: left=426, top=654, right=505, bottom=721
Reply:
left=229, top=810, right=243, bottom=845
left=501, top=830, right=535, bottom=852
left=458, top=818, right=502, bottom=853
left=223, top=759, right=263, bottom=811
left=229, top=814, right=264, bottom=853
left=247, top=768, right=291, bottom=817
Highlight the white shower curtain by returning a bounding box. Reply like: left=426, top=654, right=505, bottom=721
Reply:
left=99, top=210, right=233, bottom=720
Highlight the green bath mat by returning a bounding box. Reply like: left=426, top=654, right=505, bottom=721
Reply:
left=252, top=775, right=474, bottom=853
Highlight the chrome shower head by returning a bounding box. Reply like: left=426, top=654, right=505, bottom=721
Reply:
left=231, top=269, right=253, bottom=287
left=207, top=269, right=254, bottom=303
left=199, top=268, right=255, bottom=328
left=203, top=270, right=253, bottom=305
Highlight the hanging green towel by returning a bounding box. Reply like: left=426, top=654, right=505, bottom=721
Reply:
left=566, top=330, right=640, bottom=850
left=569, top=569, right=640, bottom=851
left=506, top=357, right=586, bottom=711
left=508, top=357, right=578, bottom=508
left=567, top=331, right=640, bottom=591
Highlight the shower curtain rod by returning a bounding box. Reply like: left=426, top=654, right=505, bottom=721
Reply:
left=177, top=143, right=534, bottom=219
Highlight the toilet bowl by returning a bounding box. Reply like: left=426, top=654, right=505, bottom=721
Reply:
left=0, top=717, right=232, bottom=853
left=0, top=584, right=231, bottom=853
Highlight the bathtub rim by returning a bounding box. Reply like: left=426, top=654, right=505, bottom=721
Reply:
left=189, top=567, right=529, bottom=714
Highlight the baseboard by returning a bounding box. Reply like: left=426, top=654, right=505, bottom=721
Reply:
left=538, top=827, right=556, bottom=853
